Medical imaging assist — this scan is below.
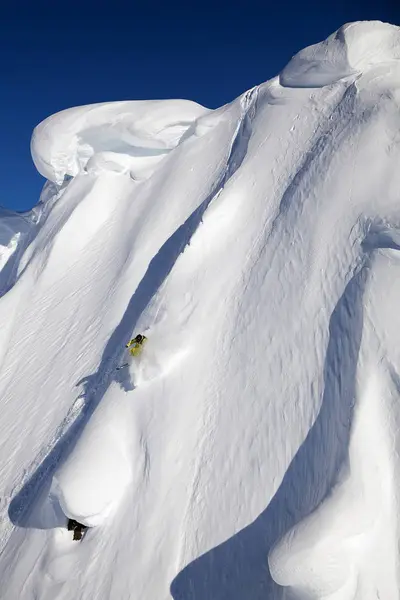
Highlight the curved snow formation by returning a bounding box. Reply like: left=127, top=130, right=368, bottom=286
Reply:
left=31, top=99, right=210, bottom=184
left=1, top=19, right=400, bottom=600
left=280, top=20, right=400, bottom=87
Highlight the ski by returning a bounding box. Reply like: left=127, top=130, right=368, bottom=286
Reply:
left=116, top=363, right=129, bottom=371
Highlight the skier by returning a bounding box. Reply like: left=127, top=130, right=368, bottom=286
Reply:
left=125, top=333, right=147, bottom=357
left=116, top=334, right=147, bottom=370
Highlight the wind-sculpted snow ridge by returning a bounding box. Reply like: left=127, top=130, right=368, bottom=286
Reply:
left=280, top=20, right=400, bottom=87
left=2, top=19, right=400, bottom=600
left=31, top=99, right=210, bottom=184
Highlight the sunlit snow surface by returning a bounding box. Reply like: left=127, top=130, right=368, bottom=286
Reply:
left=1, top=20, right=400, bottom=600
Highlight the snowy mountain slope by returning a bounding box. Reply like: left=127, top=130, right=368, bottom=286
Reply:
left=1, top=19, right=400, bottom=600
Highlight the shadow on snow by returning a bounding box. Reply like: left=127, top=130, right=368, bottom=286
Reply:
left=170, top=264, right=369, bottom=600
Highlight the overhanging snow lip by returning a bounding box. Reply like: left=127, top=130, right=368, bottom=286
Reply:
left=30, top=99, right=210, bottom=184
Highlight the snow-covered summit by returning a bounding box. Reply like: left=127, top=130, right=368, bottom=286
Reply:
left=281, top=20, right=400, bottom=87
left=2, top=20, right=400, bottom=600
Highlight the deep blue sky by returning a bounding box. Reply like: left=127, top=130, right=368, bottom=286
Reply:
left=1, top=0, right=399, bottom=212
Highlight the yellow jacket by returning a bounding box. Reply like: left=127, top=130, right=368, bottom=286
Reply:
left=126, top=335, right=147, bottom=357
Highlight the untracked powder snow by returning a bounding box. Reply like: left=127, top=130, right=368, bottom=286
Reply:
left=1, top=20, right=400, bottom=600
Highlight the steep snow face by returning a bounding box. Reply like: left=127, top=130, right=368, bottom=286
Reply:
left=2, top=19, right=400, bottom=600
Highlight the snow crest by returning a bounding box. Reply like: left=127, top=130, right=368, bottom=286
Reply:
left=31, top=99, right=210, bottom=184
left=281, top=20, right=400, bottom=87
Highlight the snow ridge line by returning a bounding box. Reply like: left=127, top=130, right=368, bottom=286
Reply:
left=270, top=81, right=359, bottom=235
left=236, top=80, right=361, bottom=308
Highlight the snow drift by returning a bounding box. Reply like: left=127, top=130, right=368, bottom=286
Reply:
left=31, top=99, right=210, bottom=184
left=1, top=19, right=400, bottom=600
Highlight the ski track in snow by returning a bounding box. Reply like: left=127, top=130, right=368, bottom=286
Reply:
left=2, top=19, right=400, bottom=600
